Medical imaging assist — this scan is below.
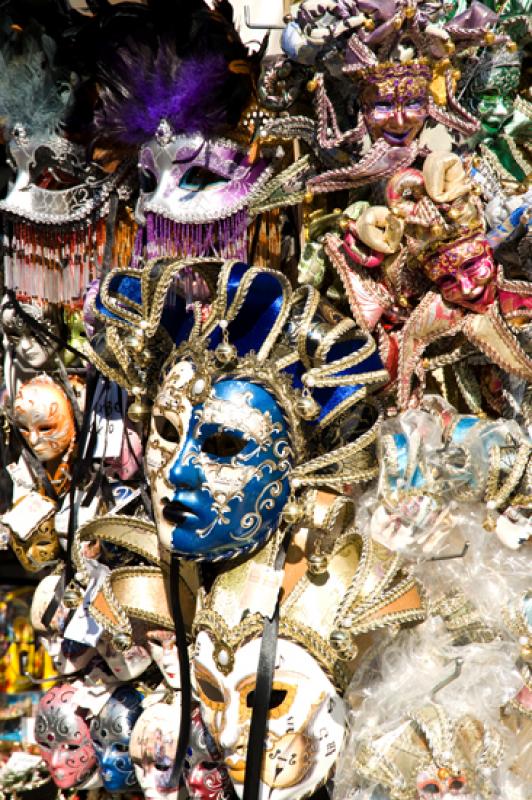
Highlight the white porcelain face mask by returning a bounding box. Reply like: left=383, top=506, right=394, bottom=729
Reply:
left=193, top=633, right=346, bottom=800
left=130, top=699, right=181, bottom=800
left=146, top=630, right=180, bottom=690
left=96, top=636, right=152, bottom=680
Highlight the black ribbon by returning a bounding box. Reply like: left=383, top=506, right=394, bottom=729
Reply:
left=169, top=553, right=192, bottom=785
left=243, top=527, right=292, bottom=800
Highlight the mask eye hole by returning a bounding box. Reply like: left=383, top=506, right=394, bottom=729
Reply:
left=153, top=415, right=181, bottom=444
left=196, top=674, right=225, bottom=709
left=114, top=743, right=129, bottom=753
left=202, top=432, right=247, bottom=458
left=449, top=778, right=466, bottom=792
left=179, top=166, right=229, bottom=192
left=246, top=688, right=287, bottom=710
left=420, top=782, right=441, bottom=795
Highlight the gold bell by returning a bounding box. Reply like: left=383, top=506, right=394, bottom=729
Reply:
left=393, top=16, right=403, bottom=30
left=128, top=396, right=152, bottom=423
left=339, top=217, right=350, bottom=232
left=112, top=632, right=132, bottom=652
left=484, top=31, right=496, bottom=45
left=405, top=6, right=416, bottom=18
left=308, top=553, right=329, bottom=576
left=215, top=341, right=237, bottom=365
left=507, top=41, right=518, bottom=52
left=307, top=78, right=318, bottom=93
left=363, top=18, right=375, bottom=31
left=444, top=41, right=455, bottom=55
left=283, top=498, right=303, bottom=525
left=304, top=190, right=314, bottom=205
left=63, top=583, right=82, bottom=609
left=295, top=392, right=320, bottom=420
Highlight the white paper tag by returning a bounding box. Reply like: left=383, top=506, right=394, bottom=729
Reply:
left=241, top=562, right=283, bottom=619
left=0, top=492, right=55, bottom=541
left=63, top=568, right=109, bottom=646
left=55, top=489, right=100, bottom=535
left=7, top=458, right=35, bottom=502
left=2, top=751, right=42, bottom=774
left=85, top=379, right=126, bottom=459
left=21, top=716, right=36, bottom=744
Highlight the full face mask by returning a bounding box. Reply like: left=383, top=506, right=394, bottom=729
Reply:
left=147, top=374, right=292, bottom=561
left=130, top=698, right=181, bottom=800
left=192, top=526, right=425, bottom=800
left=35, top=684, right=98, bottom=790
left=90, top=686, right=143, bottom=793
left=146, top=630, right=180, bottom=690
left=96, top=635, right=152, bottom=681
left=14, top=376, right=76, bottom=463
left=9, top=515, right=61, bottom=573
left=359, top=64, right=431, bottom=147
left=0, top=297, right=62, bottom=371
left=421, top=234, right=497, bottom=313
left=467, top=49, right=522, bottom=136
left=89, top=259, right=388, bottom=564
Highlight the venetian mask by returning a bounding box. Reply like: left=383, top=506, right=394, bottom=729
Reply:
left=14, top=376, right=75, bottom=463
left=0, top=297, right=60, bottom=369
left=146, top=630, right=180, bottom=690
left=421, top=234, right=497, bottom=313
left=90, top=686, right=143, bottom=793
left=416, top=767, right=471, bottom=799
left=130, top=698, right=180, bottom=800
left=137, top=130, right=271, bottom=261
left=96, top=635, right=152, bottom=680
left=359, top=64, right=431, bottom=147
left=469, top=52, right=521, bottom=136
left=184, top=706, right=234, bottom=800
left=9, top=518, right=61, bottom=572
left=193, top=633, right=346, bottom=800
left=63, top=310, right=87, bottom=367
left=146, top=367, right=293, bottom=561
left=35, top=684, right=98, bottom=790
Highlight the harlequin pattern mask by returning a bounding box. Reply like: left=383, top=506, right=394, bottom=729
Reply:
left=359, top=65, right=431, bottom=147
left=14, top=376, right=75, bottom=462
left=146, top=373, right=293, bottom=562
left=194, top=634, right=346, bottom=800
left=35, top=684, right=98, bottom=790
left=130, top=699, right=180, bottom=800
left=90, top=685, right=143, bottom=793
left=421, top=235, right=497, bottom=313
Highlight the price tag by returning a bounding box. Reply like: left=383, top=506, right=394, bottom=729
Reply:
left=0, top=492, right=55, bottom=541
left=85, top=378, right=126, bottom=459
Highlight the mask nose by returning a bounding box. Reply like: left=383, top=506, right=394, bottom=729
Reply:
left=19, top=335, right=32, bottom=352
left=51, top=748, right=63, bottom=769
left=218, top=700, right=241, bottom=751
left=167, top=444, right=202, bottom=491
left=28, top=429, right=39, bottom=446
left=457, top=272, right=477, bottom=297
left=394, top=105, right=405, bottom=128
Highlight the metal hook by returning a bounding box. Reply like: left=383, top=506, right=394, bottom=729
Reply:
left=430, top=541, right=469, bottom=562
left=244, top=6, right=285, bottom=30
left=19, top=652, right=58, bottom=685
left=431, top=657, right=464, bottom=701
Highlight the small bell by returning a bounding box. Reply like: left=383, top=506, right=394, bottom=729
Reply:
left=283, top=498, right=303, bottom=525
left=330, top=629, right=352, bottom=657
left=63, top=583, right=82, bottom=609
left=215, top=341, right=237, bottom=365
left=295, top=391, right=320, bottom=421
left=307, top=553, right=328, bottom=576
left=128, top=396, right=152, bottom=423
left=112, top=631, right=132, bottom=652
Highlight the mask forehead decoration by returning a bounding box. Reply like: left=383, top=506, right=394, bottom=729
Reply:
left=0, top=24, right=136, bottom=304
left=87, top=258, right=389, bottom=562
left=192, top=525, right=426, bottom=800
left=14, top=375, right=76, bottom=464
left=35, top=684, right=98, bottom=789
left=90, top=685, right=143, bottom=793
left=92, top=5, right=302, bottom=271
left=263, top=0, right=513, bottom=196
left=352, top=704, right=504, bottom=800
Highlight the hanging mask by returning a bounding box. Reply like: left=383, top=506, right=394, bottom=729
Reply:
left=146, top=630, right=180, bottom=690
left=0, top=588, right=40, bottom=694
left=466, top=49, right=521, bottom=136
left=96, top=635, right=152, bottom=681
left=0, top=297, right=61, bottom=370
left=147, top=372, right=293, bottom=562
left=192, top=527, right=425, bottom=800
left=90, top=685, right=143, bottom=793
left=420, top=234, right=497, bottom=313
left=9, top=513, right=61, bottom=573
left=14, top=376, right=76, bottom=463
left=183, top=706, right=234, bottom=800
left=358, top=64, right=432, bottom=147
left=63, top=310, right=87, bottom=368
left=35, top=684, right=98, bottom=790
left=130, top=698, right=181, bottom=800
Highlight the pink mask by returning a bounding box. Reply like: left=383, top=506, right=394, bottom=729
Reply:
left=35, top=684, right=97, bottom=789
left=422, top=235, right=497, bottom=313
